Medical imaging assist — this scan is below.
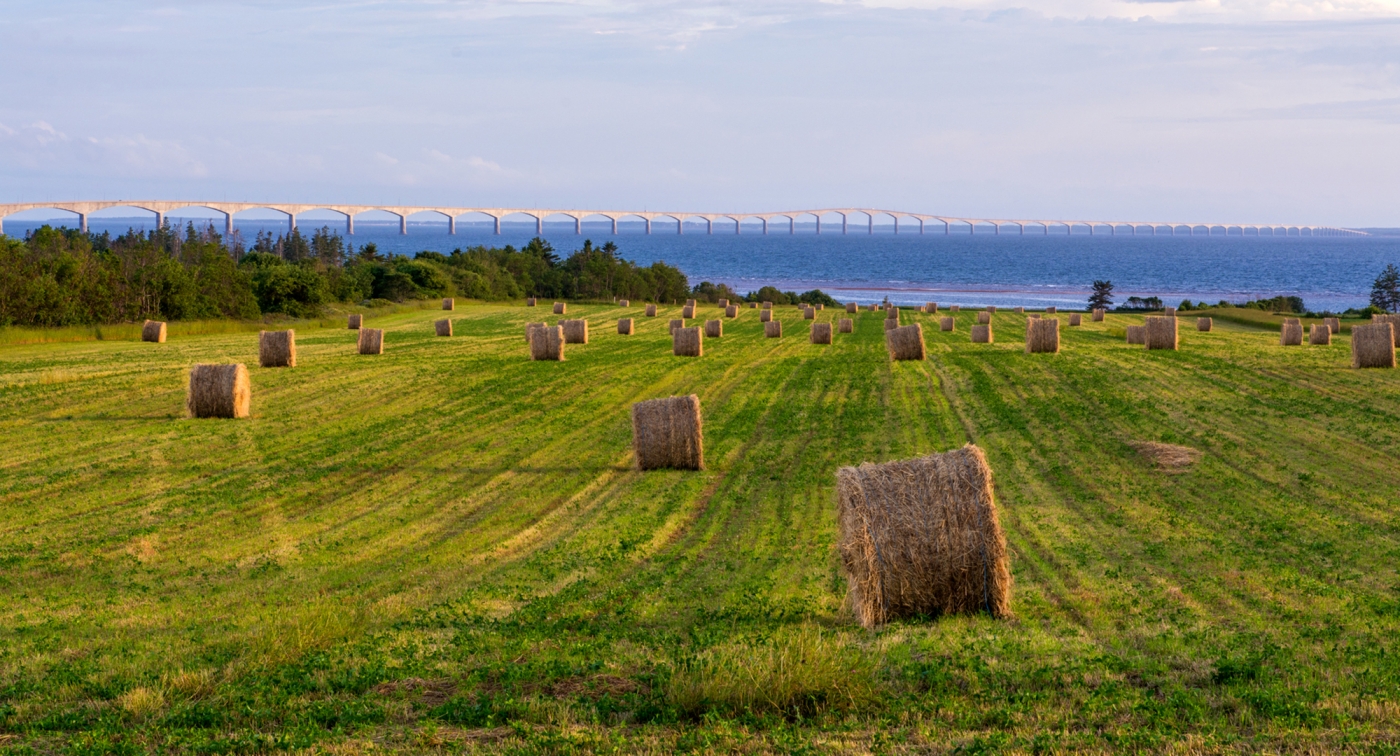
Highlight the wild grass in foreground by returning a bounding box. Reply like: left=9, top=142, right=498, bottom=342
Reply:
left=2, top=304, right=1400, bottom=753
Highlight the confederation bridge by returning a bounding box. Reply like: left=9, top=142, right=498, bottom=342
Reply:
left=0, top=200, right=1367, bottom=237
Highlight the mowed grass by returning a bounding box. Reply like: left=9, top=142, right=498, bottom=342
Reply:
left=3, top=304, right=1400, bottom=754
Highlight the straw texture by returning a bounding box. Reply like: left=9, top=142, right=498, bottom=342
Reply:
left=187, top=363, right=251, bottom=419
left=886, top=307, right=899, bottom=320
left=1373, top=314, right=1400, bottom=346
left=442, top=298, right=454, bottom=310
left=846, top=302, right=858, bottom=314
left=619, top=299, right=630, bottom=307
left=971, top=324, right=992, bottom=343
left=258, top=330, right=296, bottom=368
left=811, top=322, right=833, bottom=344
left=617, top=318, right=634, bottom=335
left=346, top=314, right=362, bottom=330
left=1353, top=323, right=1396, bottom=368
left=142, top=320, right=167, bottom=343
left=632, top=395, right=703, bottom=471
left=560, top=319, right=589, bottom=344
left=1145, top=316, right=1178, bottom=350
left=434, top=319, right=452, bottom=337
left=705, top=319, right=722, bottom=338
left=1197, top=318, right=1213, bottom=332
left=976, top=312, right=990, bottom=325
left=1025, top=318, right=1060, bottom=353
left=682, top=305, right=696, bottom=318
left=1126, top=325, right=1146, bottom=344
left=1325, top=317, right=1341, bottom=334
left=1309, top=323, right=1331, bottom=345
left=1068, top=313, right=1082, bottom=326
left=1280, top=322, right=1303, bottom=346
left=1092, top=308, right=1105, bottom=322
left=884, top=319, right=898, bottom=331
left=940, top=316, right=954, bottom=332
left=760, top=310, right=773, bottom=323
left=887, top=323, right=926, bottom=360
left=553, top=302, right=566, bottom=315
left=525, top=322, right=545, bottom=342
left=839, top=318, right=853, bottom=333
left=725, top=305, right=739, bottom=318
left=673, top=326, right=703, bottom=357
left=646, top=304, right=658, bottom=317
left=358, top=328, right=384, bottom=354
left=765, top=320, right=782, bottom=338
left=526, top=297, right=537, bottom=307
left=530, top=325, right=564, bottom=360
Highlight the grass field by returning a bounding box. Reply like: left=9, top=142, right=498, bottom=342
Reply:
left=3, top=303, right=1400, bottom=754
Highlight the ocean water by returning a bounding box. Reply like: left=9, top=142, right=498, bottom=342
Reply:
left=6, top=216, right=1397, bottom=311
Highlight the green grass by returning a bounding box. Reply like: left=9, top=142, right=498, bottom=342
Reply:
left=3, top=304, right=1400, bottom=754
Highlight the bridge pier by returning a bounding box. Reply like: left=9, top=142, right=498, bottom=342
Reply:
left=494, top=216, right=501, bottom=235
left=290, top=213, right=297, bottom=233
left=575, top=216, right=581, bottom=234
left=155, top=211, right=164, bottom=229
left=816, top=216, right=821, bottom=234
left=348, top=214, right=355, bottom=235
left=707, top=218, right=712, bottom=235
left=790, top=217, right=795, bottom=234
left=224, top=212, right=233, bottom=237
left=842, top=214, right=847, bottom=234
left=611, top=217, right=617, bottom=234
left=762, top=218, right=768, bottom=235
left=78, top=213, right=87, bottom=234
left=400, top=214, right=407, bottom=235
left=867, top=215, right=873, bottom=234
left=894, top=216, right=899, bottom=234
left=645, top=217, right=651, bottom=235
left=449, top=215, right=456, bottom=235
left=536, top=215, right=543, bottom=235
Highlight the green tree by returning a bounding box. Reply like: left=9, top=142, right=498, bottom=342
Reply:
left=1371, top=264, right=1400, bottom=314
left=1088, top=280, right=1114, bottom=311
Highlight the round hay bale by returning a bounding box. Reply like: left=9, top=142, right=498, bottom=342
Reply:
left=646, top=304, right=658, bottom=317
left=358, top=328, right=384, bottom=354
left=1029, top=313, right=1041, bottom=319
left=811, top=322, right=833, bottom=344
left=1197, top=317, right=1213, bottom=332
left=986, top=306, right=997, bottom=313
left=1309, top=323, right=1331, bottom=345
left=839, top=318, right=854, bottom=333
left=718, top=299, right=728, bottom=308
left=187, top=363, right=251, bottom=419
left=632, top=394, right=703, bottom=471
left=1283, top=316, right=1301, bottom=325
left=940, top=316, right=954, bottom=332
left=618, top=317, right=634, bottom=335
left=1325, top=317, right=1341, bottom=334
left=749, top=302, right=758, bottom=309
left=1372, top=314, right=1400, bottom=346
left=804, top=308, right=816, bottom=320
left=971, top=324, right=992, bottom=343
left=560, top=319, right=589, bottom=344
left=846, top=302, right=858, bottom=314
left=530, top=325, right=565, bottom=360
left=346, top=314, right=362, bottom=330
left=765, top=320, right=782, bottom=338
left=525, top=322, right=545, bottom=342
left=887, top=323, right=925, bottom=360
left=1280, top=322, right=1303, bottom=346
left=836, top=444, right=1011, bottom=628
left=1092, top=308, right=1105, bottom=322
left=673, top=326, right=703, bottom=357
left=760, top=310, right=773, bottom=323
left=669, top=318, right=685, bottom=333
left=1145, top=316, right=1178, bottom=350
left=1165, top=307, right=1177, bottom=316
left=1126, top=325, right=1146, bottom=344
left=142, top=320, right=167, bottom=343
left=1353, top=323, right=1396, bottom=368
left=434, top=319, right=453, bottom=337
left=886, top=306, right=899, bottom=320
left=884, top=318, right=898, bottom=331
left=926, top=302, right=938, bottom=314
left=619, top=299, right=630, bottom=307
left=816, top=303, right=824, bottom=311
left=1025, top=317, right=1060, bottom=353
left=258, top=330, right=296, bottom=368
left=553, top=302, right=566, bottom=315
left=527, top=297, right=537, bottom=307
left=976, top=311, right=991, bottom=325
left=705, top=319, right=722, bottom=338
left=725, top=305, right=739, bottom=318
left=868, top=304, right=878, bottom=312
left=1045, top=306, right=1056, bottom=314
left=1012, top=307, right=1024, bottom=314
left=1068, top=313, right=1082, bottom=327
left=682, top=305, right=696, bottom=319
left=686, top=299, right=697, bottom=308
left=950, top=305, right=961, bottom=313
left=763, top=301, right=773, bottom=310
left=442, top=298, right=454, bottom=311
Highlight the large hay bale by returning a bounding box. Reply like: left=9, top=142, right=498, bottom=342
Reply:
left=884, top=318, right=898, bottom=331
left=682, top=305, right=696, bottom=318
left=561, top=319, right=589, bottom=344
left=1280, top=322, right=1303, bottom=346
left=618, top=318, right=634, bottom=335
left=619, top=299, right=630, bottom=307
left=1145, top=316, right=1178, bottom=350
left=836, top=444, right=1011, bottom=627
left=1353, top=323, right=1396, bottom=368
left=1068, top=313, right=1082, bottom=327
left=1025, top=318, right=1060, bottom=353
left=718, top=299, right=728, bottom=308
left=765, top=320, right=782, bottom=338
left=976, top=311, right=990, bottom=325
left=187, top=363, right=251, bottom=419
left=886, top=306, right=899, bottom=320
left=434, top=319, right=452, bottom=337
left=1197, top=317, right=1213, bottom=332
left=632, top=394, right=703, bottom=471
left=926, top=302, right=938, bottom=314
left=763, top=301, right=773, bottom=309
left=673, top=326, right=703, bottom=357
left=1373, top=314, right=1400, bottom=346
left=142, top=320, right=167, bottom=342
left=1325, top=317, right=1341, bottom=334
left=553, top=302, right=566, bottom=315
left=1309, top=323, right=1331, bottom=345
left=839, top=318, right=853, bottom=333
left=846, top=302, right=858, bottom=314
left=1046, top=306, right=1056, bottom=314
left=705, top=319, right=722, bottom=338
left=527, top=297, right=537, bottom=307
left=346, top=314, right=362, bottom=330
left=1126, top=325, right=1146, bottom=344
left=646, top=304, right=658, bottom=317
left=760, top=310, right=773, bottom=323
left=950, top=305, right=960, bottom=313
left=725, top=305, right=739, bottom=318
left=1092, top=308, right=1105, bottom=322
left=971, top=324, right=992, bottom=343
left=442, top=298, right=454, bottom=311
left=525, top=321, right=545, bottom=341
left=940, top=316, right=954, bottom=331
left=258, top=330, right=296, bottom=368
left=811, top=322, right=833, bottom=344
left=530, top=325, right=565, bottom=360
left=358, top=328, right=384, bottom=354
left=668, top=318, right=684, bottom=333
left=887, top=323, right=926, bottom=360
left=804, top=308, right=816, bottom=320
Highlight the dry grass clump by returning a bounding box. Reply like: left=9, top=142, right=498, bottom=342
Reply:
left=846, top=302, right=858, bottom=314
left=526, top=297, right=537, bottom=307
left=1126, top=325, right=1146, bottom=344
left=839, top=318, right=853, bottom=333
left=1145, top=316, right=1178, bottom=350
left=1373, top=314, right=1400, bottom=346
left=886, top=323, right=925, bottom=360
left=1025, top=317, right=1060, bottom=353
left=525, top=322, right=545, bottom=342
left=683, top=305, right=696, bottom=318
left=632, top=394, right=703, bottom=470
left=725, top=305, right=739, bottom=318
left=347, top=314, right=362, bottom=330
left=1325, top=317, right=1341, bottom=334
left=1280, top=322, right=1303, bottom=346
left=258, top=330, right=296, bottom=368
left=434, top=319, right=452, bottom=337
left=1197, top=318, right=1213, bottom=332
left=1353, top=323, right=1396, bottom=369
left=971, top=324, right=992, bottom=343
left=976, top=312, right=991, bottom=325
left=765, top=320, right=783, bottom=338
left=940, top=316, right=954, bottom=332
left=1130, top=441, right=1203, bottom=472
left=705, top=319, right=722, bottom=338
left=619, top=299, right=630, bottom=307
left=118, top=686, right=167, bottom=719
left=530, top=325, right=565, bottom=361
left=646, top=304, right=658, bottom=317
left=673, top=326, right=703, bottom=357
left=142, top=320, right=167, bottom=343
left=1092, top=308, right=1105, bottom=322
left=617, top=318, right=634, bottom=335
left=442, top=298, right=454, bottom=310
left=811, top=322, right=833, bottom=344
left=760, top=310, right=773, bottom=323
left=1068, top=313, right=1082, bottom=326
left=560, top=319, right=588, bottom=344
left=187, top=364, right=251, bottom=419
left=836, top=444, right=1011, bottom=627
left=553, top=302, right=566, bottom=315
left=358, top=328, right=384, bottom=355
left=1309, top=324, right=1331, bottom=345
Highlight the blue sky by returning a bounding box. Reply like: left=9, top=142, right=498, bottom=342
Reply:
left=1, top=0, right=1398, bottom=226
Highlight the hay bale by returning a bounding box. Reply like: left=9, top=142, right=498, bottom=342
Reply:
left=1165, top=307, right=1177, bottom=316
left=1046, top=306, right=1056, bottom=314
left=141, top=320, right=167, bottom=342
left=986, top=306, right=997, bottom=314
left=668, top=318, right=684, bottom=334
left=765, top=320, right=782, bottom=338
left=1193, top=317, right=1211, bottom=332
left=926, top=302, right=938, bottom=314
left=760, top=310, right=773, bottom=323
left=886, top=323, right=925, bottom=360
left=884, top=318, right=898, bottom=331
left=811, top=322, right=833, bottom=344
left=442, top=298, right=454, bottom=311
left=804, top=308, right=816, bottom=320
left=553, top=302, right=566, bottom=315
left=1353, top=323, right=1396, bottom=368
left=1028, top=313, right=1041, bottom=319
left=971, top=324, right=992, bottom=343
left=839, top=318, right=853, bottom=333
left=1309, top=323, right=1330, bottom=345
left=749, top=302, right=757, bottom=309
left=725, top=305, right=739, bottom=318
left=950, top=305, right=960, bottom=313
left=673, top=326, right=703, bottom=357
left=1283, top=317, right=1300, bottom=325
left=816, top=304, right=825, bottom=311
left=527, top=297, right=537, bottom=307
left=1280, top=322, right=1303, bottom=346
left=258, top=330, right=296, bottom=368
left=1025, top=318, right=1060, bottom=354
left=347, top=314, right=363, bottom=330
left=434, top=319, right=452, bottom=337
left=763, top=301, right=773, bottom=309
left=705, top=319, right=722, bottom=338
left=619, top=299, right=630, bottom=307
left=886, top=306, right=899, bottom=320
left=632, top=394, right=703, bottom=470
left=525, top=322, right=545, bottom=341
left=618, top=318, right=634, bottom=335
left=646, top=304, right=658, bottom=317
left=560, top=319, right=589, bottom=344
left=1145, top=316, right=1178, bottom=350
left=1068, top=313, right=1082, bottom=327
left=682, top=305, right=696, bottom=318
left=530, top=325, right=565, bottom=361
left=358, top=328, right=384, bottom=354
left=1373, top=314, right=1400, bottom=346
left=187, top=363, right=251, bottom=419
left=686, top=299, right=697, bottom=308
left=940, top=316, right=954, bottom=331
left=1126, top=325, right=1146, bottom=344
left=1325, top=317, right=1341, bottom=334
left=836, top=444, right=1011, bottom=627
left=846, top=302, right=858, bottom=314
left=718, top=299, right=728, bottom=308
left=976, top=312, right=990, bottom=325
left=1092, top=308, right=1105, bottom=322
left=1012, top=307, right=1024, bottom=314
left=868, top=304, right=879, bottom=312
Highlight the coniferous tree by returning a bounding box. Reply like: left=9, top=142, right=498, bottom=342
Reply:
left=1371, top=264, right=1400, bottom=313
left=1088, top=280, right=1114, bottom=310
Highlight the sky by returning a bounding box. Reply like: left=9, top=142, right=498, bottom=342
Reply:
left=0, top=0, right=1398, bottom=227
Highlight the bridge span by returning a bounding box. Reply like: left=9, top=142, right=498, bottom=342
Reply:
left=0, top=200, right=1366, bottom=238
